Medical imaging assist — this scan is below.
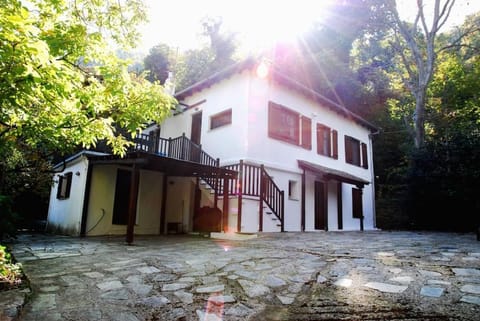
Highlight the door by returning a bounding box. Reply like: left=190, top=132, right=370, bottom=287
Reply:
left=190, top=112, right=202, bottom=161
left=112, top=169, right=132, bottom=225
left=314, top=181, right=327, bottom=230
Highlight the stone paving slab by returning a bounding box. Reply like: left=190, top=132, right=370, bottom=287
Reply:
left=2, top=231, right=480, bottom=321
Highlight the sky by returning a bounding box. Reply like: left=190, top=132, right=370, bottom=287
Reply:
left=136, top=0, right=480, bottom=54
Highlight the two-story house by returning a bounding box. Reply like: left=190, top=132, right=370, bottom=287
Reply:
left=46, top=58, right=377, bottom=242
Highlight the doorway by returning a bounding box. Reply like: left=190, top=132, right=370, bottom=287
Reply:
left=190, top=112, right=202, bottom=161
left=314, top=181, right=327, bottom=230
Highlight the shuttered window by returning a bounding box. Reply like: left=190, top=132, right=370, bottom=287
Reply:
left=345, top=136, right=361, bottom=166
left=56, top=172, right=72, bottom=200
left=317, top=124, right=338, bottom=159
left=268, top=101, right=300, bottom=145
left=210, top=109, right=232, bottom=130
left=345, top=135, right=368, bottom=168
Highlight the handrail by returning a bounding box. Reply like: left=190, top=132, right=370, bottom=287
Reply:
left=132, top=132, right=218, bottom=168
left=260, top=165, right=284, bottom=232
left=207, top=161, right=284, bottom=231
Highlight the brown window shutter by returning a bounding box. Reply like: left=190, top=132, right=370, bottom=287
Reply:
left=301, top=116, right=312, bottom=150
left=361, top=142, right=368, bottom=169
left=332, top=130, right=338, bottom=159
left=316, top=124, right=324, bottom=155
left=56, top=175, right=64, bottom=199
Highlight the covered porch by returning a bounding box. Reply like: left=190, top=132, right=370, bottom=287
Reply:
left=80, top=136, right=237, bottom=244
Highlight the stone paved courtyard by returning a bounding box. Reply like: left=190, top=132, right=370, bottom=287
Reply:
left=3, top=231, right=480, bottom=321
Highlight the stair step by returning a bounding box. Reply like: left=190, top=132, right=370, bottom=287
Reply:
left=266, top=212, right=272, bottom=215
left=276, top=224, right=282, bottom=227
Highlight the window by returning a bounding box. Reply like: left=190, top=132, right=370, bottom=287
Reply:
left=352, top=188, right=363, bottom=219
left=345, top=135, right=368, bottom=168
left=300, top=116, right=312, bottom=150
left=316, top=124, right=338, bottom=159
left=268, top=101, right=300, bottom=145
left=210, top=109, right=232, bottom=130
left=288, top=180, right=299, bottom=200
left=56, top=172, right=72, bottom=199
left=112, top=169, right=132, bottom=225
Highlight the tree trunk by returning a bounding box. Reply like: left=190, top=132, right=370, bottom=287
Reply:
left=414, top=88, right=427, bottom=148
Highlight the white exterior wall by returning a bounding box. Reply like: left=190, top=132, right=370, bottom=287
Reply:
left=164, top=177, right=194, bottom=234
left=158, top=68, right=375, bottom=232
left=86, top=167, right=164, bottom=236
left=47, top=156, right=89, bottom=235
left=161, top=72, right=251, bottom=163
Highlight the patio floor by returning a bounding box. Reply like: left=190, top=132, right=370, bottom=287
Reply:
left=3, top=231, right=480, bottom=321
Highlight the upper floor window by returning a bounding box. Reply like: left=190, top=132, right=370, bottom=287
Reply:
left=345, top=135, right=368, bottom=168
left=268, top=102, right=299, bottom=145
left=56, top=172, right=72, bottom=200
left=317, top=124, right=338, bottom=159
left=210, top=109, right=232, bottom=130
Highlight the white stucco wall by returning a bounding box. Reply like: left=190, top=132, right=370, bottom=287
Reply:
left=47, top=156, right=89, bottom=235
left=161, top=72, right=251, bottom=163
left=86, top=167, right=164, bottom=236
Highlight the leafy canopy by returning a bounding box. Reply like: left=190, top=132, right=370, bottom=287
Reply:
left=0, top=0, right=175, bottom=156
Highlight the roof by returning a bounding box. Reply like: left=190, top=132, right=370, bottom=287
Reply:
left=53, top=150, right=108, bottom=170
left=174, top=57, right=378, bottom=132
left=298, top=160, right=370, bottom=188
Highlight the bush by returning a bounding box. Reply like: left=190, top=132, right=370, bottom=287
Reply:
left=0, top=195, right=19, bottom=240
left=0, top=245, right=22, bottom=291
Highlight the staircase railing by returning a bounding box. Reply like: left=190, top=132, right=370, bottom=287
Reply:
left=259, top=165, right=284, bottom=232
left=208, top=161, right=284, bottom=232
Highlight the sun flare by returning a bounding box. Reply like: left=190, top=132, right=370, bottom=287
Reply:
left=232, top=1, right=332, bottom=53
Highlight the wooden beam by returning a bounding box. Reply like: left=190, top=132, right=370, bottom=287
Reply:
left=237, top=160, right=243, bottom=233
left=337, top=181, right=343, bottom=230
left=159, top=175, right=168, bottom=235
left=259, top=168, right=265, bottom=232
left=301, top=169, right=306, bottom=231
left=126, top=165, right=140, bottom=244
left=80, top=163, right=93, bottom=236
left=324, top=180, right=329, bottom=231
left=222, top=177, right=229, bottom=232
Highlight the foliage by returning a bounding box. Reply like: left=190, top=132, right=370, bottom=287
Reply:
left=0, top=0, right=175, bottom=157
left=0, top=245, right=22, bottom=290
left=143, top=44, right=173, bottom=85
left=0, top=195, right=19, bottom=240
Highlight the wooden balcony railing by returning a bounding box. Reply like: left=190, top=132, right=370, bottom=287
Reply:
left=131, top=133, right=219, bottom=168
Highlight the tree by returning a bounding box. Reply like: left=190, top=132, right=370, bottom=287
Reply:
left=382, top=0, right=472, bottom=148
left=0, top=0, right=175, bottom=236
left=143, top=44, right=173, bottom=85
left=174, top=16, right=238, bottom=91
left=0, top=0, right=175, bottom=157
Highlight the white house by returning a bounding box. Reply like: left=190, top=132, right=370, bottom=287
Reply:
left=46, top=58, right=378, bottom=242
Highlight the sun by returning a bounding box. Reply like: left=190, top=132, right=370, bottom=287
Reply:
left=224, top=0, right=332, bottom=53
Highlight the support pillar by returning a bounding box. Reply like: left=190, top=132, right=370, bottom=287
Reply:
left=159, top=175, right=168, bottom=235
left=126, top=165, right=140, bottom=244
left=222, top=177, right=229, bottom=232
left=301, top=169, right=305, bottom=232
left=237, top=160, right=243, bottom=232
